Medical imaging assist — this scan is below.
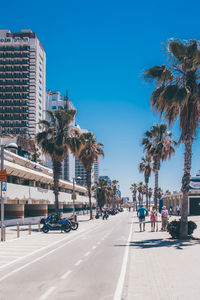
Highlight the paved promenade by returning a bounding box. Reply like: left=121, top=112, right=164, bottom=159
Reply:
left=125, top=213, right=200, bottom=300
left=1, top=211, right=200, bottom=299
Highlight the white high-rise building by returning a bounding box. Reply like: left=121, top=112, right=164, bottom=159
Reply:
left=75, top=126, right=99, bottom=186
left=46, top=91, right=75, bottom=182
left=0, top=29, right=46, bottom=136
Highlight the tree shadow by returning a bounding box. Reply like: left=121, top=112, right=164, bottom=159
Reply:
left=114, top=238, right=200, bottom=250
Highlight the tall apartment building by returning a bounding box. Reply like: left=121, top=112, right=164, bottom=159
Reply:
left=75, top=158, right=99, bottom=187
left=0, top=29, right=46, bottom=136
left=46, top=91, right=76, bottom=182
left=75, top=125, right=99, bottom=186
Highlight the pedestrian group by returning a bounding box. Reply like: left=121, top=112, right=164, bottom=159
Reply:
left=137, top=204, right=178, bottom=232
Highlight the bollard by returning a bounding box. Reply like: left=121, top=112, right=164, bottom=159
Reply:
left=38, top=222, right=40, bottom=232
left=3, top=225, right=6, bottom=242
left=17, top=223, right=20, bottom=238
left=28, top=223, right=31, bottom=235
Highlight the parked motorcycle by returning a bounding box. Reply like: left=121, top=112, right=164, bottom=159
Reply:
left=67, top=216, right=79, bottom=230
left=40, top=214, right=71, bottom=233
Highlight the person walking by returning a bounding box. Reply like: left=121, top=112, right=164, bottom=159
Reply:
left=161, top=206, right=169, bottom=231
left=176, top=204, right=180, bottom=216
left=137, top=204, right=148, bottom=232
left=150, top=206, right=157, bottom=231
left=169, top=205, right=173, bottom=216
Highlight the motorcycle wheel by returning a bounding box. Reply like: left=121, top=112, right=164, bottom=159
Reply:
left=42, top=226, right=49, bottom=233
left=71, top=222, right=79, bottom=230
left=63, top=224, right=71, bottom=233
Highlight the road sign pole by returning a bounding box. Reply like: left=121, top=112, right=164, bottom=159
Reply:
left=72, top=178, right=75, bottom=221
left=1, top=145, right=4, bottom=242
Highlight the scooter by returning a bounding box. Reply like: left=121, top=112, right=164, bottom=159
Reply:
left=67, top=216, right=79, bottom=230
left=40, top=214, right=71, bottom=233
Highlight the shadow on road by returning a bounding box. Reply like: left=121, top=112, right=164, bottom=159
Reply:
left=115, top=238, right=200, bottom=250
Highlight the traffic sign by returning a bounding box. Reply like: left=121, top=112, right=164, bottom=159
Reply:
left=72, top=194, right=76, bottom=200
left=0, top=170, right=7, bottom=181
left=1, top=181, right=7, bottom=191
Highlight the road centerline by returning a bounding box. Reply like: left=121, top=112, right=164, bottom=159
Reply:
left=60, top=270, right=72, bottom=280
left=38, top=286, right=56, bottom=300
left=74, top=259, right=82, bottom=266
left=113, top=222, right=133, bottom=300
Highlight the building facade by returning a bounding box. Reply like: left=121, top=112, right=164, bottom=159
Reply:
left=0, top=29, right=46, bottom=137
left=46, top=91, right=75, bottom=182
left=0, top=147, right=96, bottom=220
left=163, top=171, right=200, bottom=215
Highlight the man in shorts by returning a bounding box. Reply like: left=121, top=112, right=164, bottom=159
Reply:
left=137, top=204, right=148, bottom=232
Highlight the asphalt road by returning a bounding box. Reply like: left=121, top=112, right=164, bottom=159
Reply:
left=0, top=211, right=133, bottom=300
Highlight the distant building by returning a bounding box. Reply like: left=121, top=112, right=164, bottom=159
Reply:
left=0, top=29, right=46, bottom=137
left=75, top=126, right=99, bottom=186
left=94, top=159, right=99, bottom=183
left=46, top=91, right=76, bottom=182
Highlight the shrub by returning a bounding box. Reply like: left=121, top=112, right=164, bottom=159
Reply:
left=167, top=219, right=197, bottom=239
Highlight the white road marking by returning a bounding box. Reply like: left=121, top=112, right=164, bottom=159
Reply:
left=84, top=251, right=90, bottom=257
left=92, top=246, right=96, bottom=250
left=0, top=224, right=102, bottom=282
left=60, top=270, right=72, bottom=280
left=0, top=255, right=18, bottom=258
left=113, top=222, right=133, bottom=300
left=97, top=241, right=101, bottom=245
left=38, top=286, right=56, bottom=300
left=74, top=259, right=82, bottom=266
left=0, top=228, right=87, bottom=270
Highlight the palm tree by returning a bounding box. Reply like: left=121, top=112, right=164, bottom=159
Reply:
left=142, top=124, right=176, bottom=209
left=36, top=108, right=76, bottom=215
left=111, top=180, right=119, bottom=208
left=148, top=187, right=153, bottom=209
left=165, top=190, right=171, bottom=195
left=94, top=178, right=108, bottom=212
left=139, top=156, right=152, bottom=209
left=137, top=182, right=143, bottom=206
left=77, top=132, right=104, bottom=219
left=130, top=183, right=137, bottom=209
left=144, top=39, right=200, bottom=238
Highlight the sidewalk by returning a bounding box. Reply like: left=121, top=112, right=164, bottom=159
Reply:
left=125, top=213, right=200, bottom=300
left=1, top=213, right=93, bottom=242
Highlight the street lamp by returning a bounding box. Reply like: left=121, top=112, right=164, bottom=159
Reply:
left=72, top=176, right=81, bottom=221
left=1, top=143, right=18, bottom=241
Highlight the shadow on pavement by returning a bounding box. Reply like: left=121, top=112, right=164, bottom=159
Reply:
left=115, top=238, right=200, bottom=250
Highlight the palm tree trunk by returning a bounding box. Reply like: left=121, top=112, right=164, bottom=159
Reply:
left=145, top=183, right=148, bottom=209
left=180, top=140, right=192, bottom=239
left=154, top=159, right=159, bottom=210
left=53, top=160, right=62, bottom=215
left=87, top=168, right=93, bottom=220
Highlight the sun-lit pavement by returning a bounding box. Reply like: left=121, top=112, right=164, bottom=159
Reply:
left=124, top=213, right=200, bottom=300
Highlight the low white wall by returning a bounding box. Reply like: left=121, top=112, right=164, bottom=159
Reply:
left=6, top=183, right=95, bottom=204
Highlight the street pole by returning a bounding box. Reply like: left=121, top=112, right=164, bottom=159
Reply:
left=1, top=145, right=4, bottom=242
left=96, top=185, right=98, bottom=214
left=72, top=178, right=75, bottom=221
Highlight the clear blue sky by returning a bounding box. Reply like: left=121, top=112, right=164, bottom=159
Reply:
left=1, top=0, right=200, bottom=197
